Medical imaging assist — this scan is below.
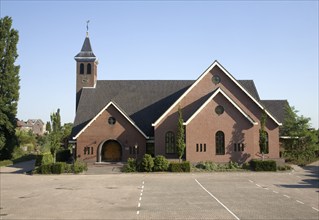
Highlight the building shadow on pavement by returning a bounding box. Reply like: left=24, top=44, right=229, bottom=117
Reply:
left=275, top=162, right=319, bottom=191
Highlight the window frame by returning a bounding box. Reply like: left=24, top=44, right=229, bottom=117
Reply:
left=215, top=131, right=225, bottom=155
left=165, top=131, right=176, bottom=154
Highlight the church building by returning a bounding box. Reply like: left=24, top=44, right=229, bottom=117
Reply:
left=71, top=32, right=288, bottom=164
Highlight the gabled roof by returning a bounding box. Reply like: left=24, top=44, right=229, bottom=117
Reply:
left=71, top=80, right=193, bottom=138
left=261, top=100, right=289, bottom=124
left=73, top=101, right=148, bottom=139
left=71, top=79, right=264, bottom=138
left=184, top=88, right=258, bottom=125
left=74, top=35, right=96, bottom=60
left=152, top=60, right=281, bottom=126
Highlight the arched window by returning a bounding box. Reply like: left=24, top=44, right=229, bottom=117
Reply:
left=216, top=131, right=225, bottom=155
left=87, top=63, right=91, bottom=74
left=259, top=131, right=269, bottom=154
left=80, top=63, right=84, bottom=74
left=165, top=131, right=175, bottom=154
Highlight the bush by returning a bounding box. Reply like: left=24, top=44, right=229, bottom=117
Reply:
left=141, top=154, right=154, bottom=172
left=36, top=153, right=54, bottom=166
left=153, top=155, right=169, bottom=171
left=277, top=164, right=292, bottom=171
left=242, top=162, right=251, bottom=170
left=250, top=159, right=276, bottom=171
left=123, top=158, right=137, bottom=172
left=73, top=160, right=87, bottom=174
left=170, top=161, right=190, bottom=172
left=40, top=164, right=52, bottom=174
left=51, top=162, right=67, bottom=174
left=195, top=161, right=218, bottom=171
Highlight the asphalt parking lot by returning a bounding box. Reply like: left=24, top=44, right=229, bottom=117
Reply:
left=0, top=161, right=318, bottom=220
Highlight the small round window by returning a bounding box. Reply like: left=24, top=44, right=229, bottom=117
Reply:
left=215, top=105, right=224, bottom=115
left=108, top=116, right=116, bottom=125
left=212, top=75, right=221, bottom=84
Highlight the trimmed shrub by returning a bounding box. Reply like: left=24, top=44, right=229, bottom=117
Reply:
left=123, top=158, right=137, bottom=172
left=277, top=164, right=292, bottom=171
left=73, top=160, right=87, bottom=174
left=153, top=155, right=169, bottom=172
left=250, top=159, right=276, bottom=171
left=51, top=162, right=67, bottom=174
left=36, top=153, right=54, bottom=166
left=195, top=161, right=218, bottom=171
left=40, top=164, right=52, bottom=174
left=170, top=161, right=190, bottom=172
left=141, top=154, right=154, bottom=172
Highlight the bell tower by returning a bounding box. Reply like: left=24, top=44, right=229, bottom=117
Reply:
left=74, top=30, right=98, bottom=111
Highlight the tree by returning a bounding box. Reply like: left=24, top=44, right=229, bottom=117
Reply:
left=259, top=110, right=268, bottom=160
left=49, top=109, right=62, bottom=162
left=45, top=121, right=51, bottom=133
left=176, top=106, right=185, bottom=163
left=280, top=105, right=318, bottom=164
left=0, top=16, right=20, bottom=160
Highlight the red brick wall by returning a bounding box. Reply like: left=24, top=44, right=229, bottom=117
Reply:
left=154, top=64, right=280, bottom=163
left=76, top=104, right=146, bottom=163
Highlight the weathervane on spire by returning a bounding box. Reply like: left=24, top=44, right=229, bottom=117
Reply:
left=86, top=20, right=90, bottom=32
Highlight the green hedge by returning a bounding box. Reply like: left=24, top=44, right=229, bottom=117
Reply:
left=153, top=155, right=169, bottom=171
left=51, top=162, right=67, bottom=174
left=141, top=154, right=154, bottom=172
left=40, top=164, right=52, bottom=174
left=250, top=159, right=276, bottom=171
left=36, top=161, right=87, bottom=174
left=123, top=158, right=137, bottom=172
left=35, top=153, right=54, bottom=166
left=169, top=161, right=190, bottom=172
left=73, top=160, right=88, bottom=174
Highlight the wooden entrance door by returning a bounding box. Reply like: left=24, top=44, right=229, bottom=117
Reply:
left=102, top=140, right=122, bottom=162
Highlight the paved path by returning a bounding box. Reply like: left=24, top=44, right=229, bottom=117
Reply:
left=0, top=161, right=318, bottom=219
left=85, top=162, right=124, bottom=174
left=0, top=160, right=35, bottom=174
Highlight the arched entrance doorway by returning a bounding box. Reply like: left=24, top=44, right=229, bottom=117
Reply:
left=100, top=140, right=122, bottom=162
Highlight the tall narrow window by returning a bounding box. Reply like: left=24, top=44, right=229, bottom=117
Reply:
left=259, top=131, right=269, bottom=154
left=80, top=63, right=84, bottom=74
left=87, top=63, right=91, bottom=74
left=216, top=131, right=225, bottom=155
left=165, top=131, right=175, bottom=154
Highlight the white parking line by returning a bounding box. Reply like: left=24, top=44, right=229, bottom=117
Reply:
left=248, top=180, right=254, bottom=183
left=312, top=207, right=319, bottom=212
left=283, top=195, right=290, bottom=198
left=296, top=200, right=304, bottom=204
left=256, top=184, right=261, bottom=188
left=272, top=191, right=278, bottom=194
left=137, top=180, right=144, bottom=215
left=195, top=179, right=240, bottom=220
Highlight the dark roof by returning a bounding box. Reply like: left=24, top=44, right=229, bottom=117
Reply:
left=72, top=79, right=262, bottom=138
left=72, top=80, right=193, bottom=137
left=238, top=80, right=260, bottom=101
left=74, top=36, right=96, bottom=60
left=261, top=100, right=289, bottom=123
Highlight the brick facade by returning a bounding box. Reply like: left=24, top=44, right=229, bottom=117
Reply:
left=72, top=34, right=282, bottom=164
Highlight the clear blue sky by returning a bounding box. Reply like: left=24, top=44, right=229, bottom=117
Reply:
left=1, top=1, right=318, bottom=128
